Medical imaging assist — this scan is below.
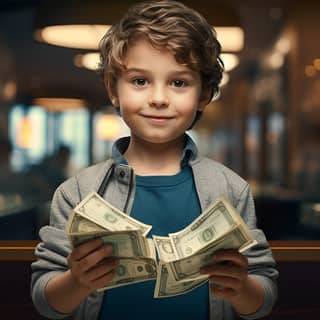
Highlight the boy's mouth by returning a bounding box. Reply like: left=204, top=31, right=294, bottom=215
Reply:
left=142, top=114, right=174, bottom=119
left=142, top=114, right=174, bottom=123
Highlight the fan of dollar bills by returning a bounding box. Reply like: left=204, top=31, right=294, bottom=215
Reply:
left=66, top=192, right=257, bottom=298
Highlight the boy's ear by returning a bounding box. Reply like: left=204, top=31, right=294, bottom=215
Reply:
left=105, top=79, right=119, bottom=107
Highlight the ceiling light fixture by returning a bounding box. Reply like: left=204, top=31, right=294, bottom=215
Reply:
left=34, top=25, right=111, bottom=50
left=33, top=1, right=244, bottom=52
left=35, top=25, right=244, bottom=52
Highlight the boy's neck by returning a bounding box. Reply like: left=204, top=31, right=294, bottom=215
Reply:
left=123, top=135, right=185, bottom=176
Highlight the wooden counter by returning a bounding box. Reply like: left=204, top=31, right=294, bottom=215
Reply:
left=0, top=240, right=319, bottom=320
left=1, top=240, right=320, bottom=262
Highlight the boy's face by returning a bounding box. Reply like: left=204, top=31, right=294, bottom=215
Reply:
left=109, top=39, right=209, bottom=145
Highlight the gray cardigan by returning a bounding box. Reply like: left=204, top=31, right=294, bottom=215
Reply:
left=31, top=147, right=278, bottom=320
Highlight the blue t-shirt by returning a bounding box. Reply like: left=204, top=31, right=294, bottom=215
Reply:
left=99, top=166, right=209, bottom=319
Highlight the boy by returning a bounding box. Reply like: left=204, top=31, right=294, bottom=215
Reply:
left=31, top=1, right=278, bottom=319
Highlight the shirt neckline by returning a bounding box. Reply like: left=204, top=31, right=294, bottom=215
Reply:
left=135, top=166, right=192, bottom=187
left=111, top=134, right=198, bottom=167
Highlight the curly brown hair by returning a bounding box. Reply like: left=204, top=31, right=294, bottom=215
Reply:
left=97, top=0, right=224, bottom=125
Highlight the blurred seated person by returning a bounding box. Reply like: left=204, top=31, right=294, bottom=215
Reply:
left=0, top=137, right=29, bottom=195
left=0, top=136, right=37, bottom=213
left=0, top=136, right=52, bottom=238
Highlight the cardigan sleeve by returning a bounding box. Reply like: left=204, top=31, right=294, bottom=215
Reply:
left=31, top=178, right=82, bottom=319
left=236, top=184, right=278, bottom=319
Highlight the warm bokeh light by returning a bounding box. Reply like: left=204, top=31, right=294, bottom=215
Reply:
left=275, top=37, right=291, bottom=54
left=33, top=97, right=86, bottom=112
left=96, top=114, right=122, bottom=140
left=2, top=80, right=17, bottom=101
left=220, top=53, right=239, bottom=72
left=313, top=58, right=320, bottom=70
left=35, top=24, right=244, bottom=52
left=215, top=27, right=244, bottom=52
left=74, top=52, right=100, bottom=71
left=305, top=65, right=317, bottom=77
left=34, top=25, right=110, bottom=49
left=16, top=116, right=32, bottom=149
left=269, top=51, right=284, bottom=69
left=220, top=72, right=229, bottom=87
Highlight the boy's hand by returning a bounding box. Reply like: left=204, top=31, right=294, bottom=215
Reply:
left=67, top=238, right=118, bottom=293
left=200, top=249, right=249, bottom=302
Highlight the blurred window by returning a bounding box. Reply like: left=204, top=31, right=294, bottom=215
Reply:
left=266, top=112, right=286, bottom=185
left=9, top=104, right=47, bottom=171
left=8, top=104, right=90, bottom=173
left=245, top=113, right=261, bottom=181
left=59, top=108, right=90, bottom=171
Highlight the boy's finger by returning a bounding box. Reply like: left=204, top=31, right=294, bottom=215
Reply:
left=201, top=264, right=244, bottom=279
left=76, top=245, right=113, bottom=273
left=86, top=258, right=119, bottom=282
left=70, top=239, right=103, bottom=261
left=209, top=275, right=241, bottom=290
left=92, top=269, right=117, bottom=289
left=212, top=250, right=248, bottom=267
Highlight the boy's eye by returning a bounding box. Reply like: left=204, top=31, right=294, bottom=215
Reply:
left=172, top=80, right=188, bottom=87
left=132, top=78, right=148, bottom=86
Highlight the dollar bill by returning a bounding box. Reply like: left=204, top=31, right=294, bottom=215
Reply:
left=153, top=235, right=176, bottom=262
left=66, top=193, right=158, bottom=292
left=66, top=210, right=105, bottom=234
left=74, top=192, right=152, bottom=236
left=69, top=229, right=153, bottom=258
left=169, top=198, right=239, bottom=259
left=147, top=238, right=157, bottom=261
left=154, top=262, right=208, bottom=298
left=98, top=257, right=157, bottom=291
left=167, top=226, right=257, bottom=282
left=66, top=195, right=257, bottom=298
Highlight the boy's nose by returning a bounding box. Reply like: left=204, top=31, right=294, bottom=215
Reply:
left=148, top=85, right=169, bottom=108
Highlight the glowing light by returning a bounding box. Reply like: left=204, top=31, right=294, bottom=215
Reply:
left=96, top=114, right=122, bottom=140
left=74, top=52, right=100, bottom=70
left=2, top=81, right=17, bottom=101
left=33, top=97, right=86, bottom=112
left=275, top=37, right=291, bottom=54
left=269, top=52, right=284, bottom=69
left=220, top=53, right=239, bottom=72
left=35, top=24, right=244, bottom=52
left=305, top=65, right=316, bottom=77
left=16, top=116, right=32, bottom=149
left=34, top=25, right=110, bottom=49
left=313, top=58, right=320, bottom=71
left=220, top=73, right=229, bottom=87
left=215, top=27, right=244, bottom=52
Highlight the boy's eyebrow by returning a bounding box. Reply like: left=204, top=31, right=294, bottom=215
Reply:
left=124, top=68, right=148, bottom=74
left=124, top=68, right=196, bottom=77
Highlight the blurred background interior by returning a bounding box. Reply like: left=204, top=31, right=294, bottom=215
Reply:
left=0, top=0, right=320, bottom=240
